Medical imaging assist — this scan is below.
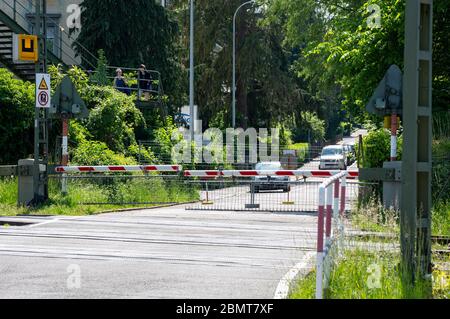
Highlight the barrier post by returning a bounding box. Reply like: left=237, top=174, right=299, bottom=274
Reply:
left=316, top=186, right=325, bottom=299
left=333, top=180, right=340, bottom=218
left=340, top=176, right=347, bottom=216
left=202, top=181, right=213, bottom=205
left=61, top=118, right=69, bottom=194
left=245, top=180, right=260, bottom=209
left=325, top=186, right=333, bottom=248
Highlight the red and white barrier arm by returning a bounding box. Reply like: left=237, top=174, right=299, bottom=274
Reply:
left=184, top=170, right=359, bottom=178
left=55, top=165, right=182, bottom=173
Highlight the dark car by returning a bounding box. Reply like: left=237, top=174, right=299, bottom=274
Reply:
left=251, top=162, right=290, bottom=193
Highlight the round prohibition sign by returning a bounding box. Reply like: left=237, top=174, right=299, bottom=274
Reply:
left=38, top=91, right=49, bottom=106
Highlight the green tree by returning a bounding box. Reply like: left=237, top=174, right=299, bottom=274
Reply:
left=72, top=0, right=184, bottom=111
left=172, top=0, right=304, bottom=130
left=90, top=49, right=110, bottom=86
left=0, top=69, right=34, bottom=164
left=294, top=111, right=326, bottom=144
left=433, top=0, right=450, bottom=113
left=274, top=0, right=449, bottom=123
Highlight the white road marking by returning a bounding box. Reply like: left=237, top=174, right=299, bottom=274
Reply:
left=28, top=218, right=59, bottom=228
left=274, top=251, right=315, bottom=299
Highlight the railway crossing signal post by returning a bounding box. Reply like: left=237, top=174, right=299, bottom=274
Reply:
left=401, top=0, right=433, bottom=287
left=363, top=0, right=433, bottom=292
left=49, top=76, right=89, bottom=194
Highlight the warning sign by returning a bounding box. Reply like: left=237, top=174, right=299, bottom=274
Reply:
left=36, top=74, right=51, bottom=108
left=38, top=78, right=49, bottom=90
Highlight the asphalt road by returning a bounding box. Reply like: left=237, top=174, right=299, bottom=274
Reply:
left=0, top=207, right=317, bottom=299
left=0, top=131, right=367, bottom=299
left=190, top=180, right=360, bottom=212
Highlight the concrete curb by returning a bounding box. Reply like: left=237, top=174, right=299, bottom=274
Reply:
left=274, top=251, right=316, bottom=299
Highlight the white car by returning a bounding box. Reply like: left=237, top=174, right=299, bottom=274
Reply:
left=319, top=145, right=347, bottom=170
left=252, top=162, right=290, bottom=192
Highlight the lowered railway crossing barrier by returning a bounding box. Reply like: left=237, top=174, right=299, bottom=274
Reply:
left=4, top=164, right=370, bottom=212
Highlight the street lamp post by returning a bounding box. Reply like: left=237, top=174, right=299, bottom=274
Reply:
left=232, top=0, right=255, bottom=129
left=189, top=0, right=195, bottom=141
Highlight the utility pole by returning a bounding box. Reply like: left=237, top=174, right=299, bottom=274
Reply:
left=401, top=0, right=433, bottom=291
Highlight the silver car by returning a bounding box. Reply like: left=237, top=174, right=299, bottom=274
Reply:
left=319, top=146, right=347, bottom=170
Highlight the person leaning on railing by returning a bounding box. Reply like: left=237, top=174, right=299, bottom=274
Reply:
left=137, top=64, right=153, bottom=100
left=113, top=68, right=131, bottom=95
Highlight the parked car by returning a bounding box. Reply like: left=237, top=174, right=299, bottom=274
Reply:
left=319, top=145, right=347, bottom=170
left=252, top=162, right=290, bottom=193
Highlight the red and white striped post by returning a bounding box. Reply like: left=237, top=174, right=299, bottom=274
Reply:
left=325, top=185, right=333, bottom=248
left=390, top=112, right=398, bottom=161
left=316, top=186, right=326, bottom=299
left=340, top=176, right=347, bottom=217
left=333, top=180, right=340, bottom=248
left=333, top=180, right=340, bottom=218
left=61, top=118, right=69, bottom=194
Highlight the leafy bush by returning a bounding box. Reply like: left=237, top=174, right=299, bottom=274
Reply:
left=84, top=85, right=145, bottom=153
left=68, top=121, right=92, bottom=146
left=71, top=140, right=136, bottom=166
left=126, top=143, right=157, bottom=164
left=153, top=117, right=180, bottom=163
left=357, top=129, right=403, bottom=168
left=287, top=143, right=310, bottom=163
left=0, top=69, right=35, bottom=164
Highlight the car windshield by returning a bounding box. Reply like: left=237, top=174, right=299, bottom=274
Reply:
left=255, top=163, right=282, bottom=170
left=322, top=148, right=343, bottom=156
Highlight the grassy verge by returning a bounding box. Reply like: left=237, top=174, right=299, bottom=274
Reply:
left=0, top=176, right=200, bottom=216
left=432, top=201, right=450, bottom=236
left=351, top=199, right=450, bottom=237
left=289, top=249, right=449, bottom=299
left=289, top=198, right=450, bottom=299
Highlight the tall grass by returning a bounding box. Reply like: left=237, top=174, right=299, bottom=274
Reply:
left=289, top=249, right=437, bottom=299
left=433, top=111, right=450, bottom=140
left=351, top=198, right=399, bottom=234
left=432, top=201, right=450, bottom=236
left=0, top=176, right=199, bottom=216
